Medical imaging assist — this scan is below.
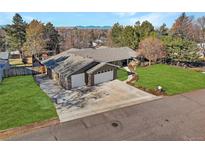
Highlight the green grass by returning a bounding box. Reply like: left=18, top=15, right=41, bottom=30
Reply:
left=0, top=76, right=57, bottom=131
left=117, top=64, right=205, bottom=95
left=117, top=68, right=128, bottom=81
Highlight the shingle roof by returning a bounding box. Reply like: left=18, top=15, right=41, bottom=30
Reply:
left=86, top=62, right=119, bottom=74
left=0, top=52, right=9, bottom=60
left=66, top=47, right=137, bottom=62
left=42, top=53, right=94, bottom=78
left=10, top=50, right=20, bottom=55
left=42, top=47, right=136, bottom=78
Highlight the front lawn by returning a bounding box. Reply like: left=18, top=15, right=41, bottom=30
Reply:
left=0, top=76, right=57, bottom=131
left=117, top=68, right=128, bottom=81
left=117, top=64, right=205, bottom=95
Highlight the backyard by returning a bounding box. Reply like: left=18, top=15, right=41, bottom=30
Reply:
left=0, top=75, right=57, bottom=131
left=117, top=64, right=205, bottom=95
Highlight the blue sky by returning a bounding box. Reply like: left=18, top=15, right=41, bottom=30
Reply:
left=0, top=12, right=204, bottom=28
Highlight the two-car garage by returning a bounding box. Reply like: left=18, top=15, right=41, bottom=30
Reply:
left=71, top=67, right=116, bottom=89
left=86, top=63, right=117, bottom=87
left=94, top=70, right=114, bottom=84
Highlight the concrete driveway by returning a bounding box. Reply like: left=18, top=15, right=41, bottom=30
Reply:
left=35, top=75, right=159, bottom=122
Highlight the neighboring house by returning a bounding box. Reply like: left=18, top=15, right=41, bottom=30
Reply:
left=0, top=52, right=10, bottom=81
left=67, top=47, right=137, bottom=66
left=39, top=50, right=58, bottom=61
left=197, top=43, right=205, bottom=58
left=10, top=50, right=21, bottom=59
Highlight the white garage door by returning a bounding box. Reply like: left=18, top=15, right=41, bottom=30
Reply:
left=71, top=73, right=85, bottom=88
left=94, top=70, right=114, bottom=85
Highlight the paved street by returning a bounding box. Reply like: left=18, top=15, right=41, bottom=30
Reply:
left=9, top=89, right=205, bottom=141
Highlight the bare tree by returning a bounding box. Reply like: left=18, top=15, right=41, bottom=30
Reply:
left=105, top=29, right=113, bottom=47
left=195, top=17, right=205, bottom=52
left=138, top=37, right=166, bottom=65
left=23, top=20, right=46, bottom=57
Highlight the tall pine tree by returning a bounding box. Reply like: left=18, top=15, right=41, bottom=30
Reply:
left=140, top=20, right=155, bottom=38
left=44, top=22, right=60, bottom=54
left=3, top=13, right=27, bottom=55
left=111, top=23, right=124, bottom=47
left=0, top=29, right=6, bottom=52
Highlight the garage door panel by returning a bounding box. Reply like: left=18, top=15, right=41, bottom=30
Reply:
left=94, top=71, right=114, bottom=84
left=71, top=73, right=85, bottom=88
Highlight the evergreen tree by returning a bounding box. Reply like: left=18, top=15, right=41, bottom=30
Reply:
left=111, top=23, right=124, bottom=46
left=140, top=20, right=155, bottom=38
left=157, top=23, right=169, bottom=36
left=0, top=35, right=6, bottom=52
left=122, top=25, right=139, bottom=49
left=44, top=22, right=60, bottom=53
left=3, top=13, right=27, bottom=54
left=111, top=21, right=155, bottom=49
left=161, top=35, right=199, bottom=62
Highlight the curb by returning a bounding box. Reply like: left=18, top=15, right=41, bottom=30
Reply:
left=0, top=118, right=60, bottom=140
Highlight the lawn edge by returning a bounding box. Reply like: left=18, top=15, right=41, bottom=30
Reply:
left=0, top=117, right=60, bottom=140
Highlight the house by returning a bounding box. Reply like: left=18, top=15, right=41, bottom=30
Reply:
left=67, top=47, right=137, bottom=66
left=0, top=52, right=10, bottom=81
left=197, top=43, right=205, bottom=58
left=10, top=50, right=21, bottom=59
left=42, top=52, right=118, bottom=89
left=41, top=50, right=57, bottom=59
left=42, top=47, right=136, bottom=89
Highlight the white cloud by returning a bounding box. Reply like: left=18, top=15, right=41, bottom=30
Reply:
left=130, top=12, right=179, bottom=27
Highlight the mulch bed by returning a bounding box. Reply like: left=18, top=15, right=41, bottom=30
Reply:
left=127, top=82, right=167, bottom=96
left=0, top=118, right=60, bottom=140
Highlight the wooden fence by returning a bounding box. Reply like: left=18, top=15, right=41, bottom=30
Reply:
left=3, top=66, right=40, bottom=78
left=0, top=68, right=3, bottom=81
